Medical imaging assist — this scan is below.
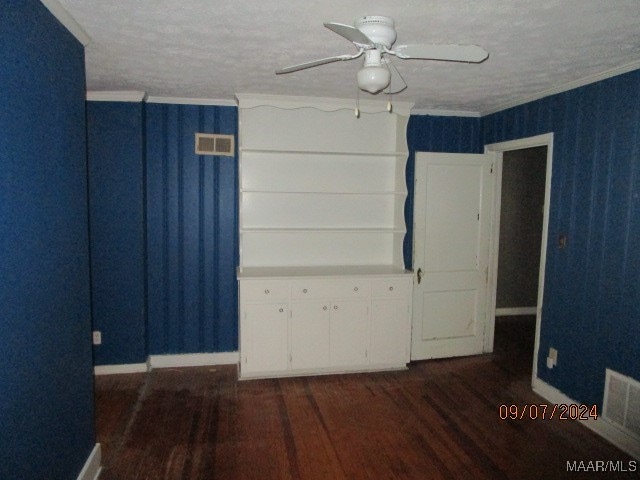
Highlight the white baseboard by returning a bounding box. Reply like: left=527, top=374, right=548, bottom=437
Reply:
left=495, top=307, right=537, bottom=316
left=149, top=352, right=239, bottom=369
left=94, top=352, right=239, bottom=375
left=94, top=362, right=148, bottom=375
left=532, top=377, right=640, bottom=460
left=76, top=443, right=101, bottom=480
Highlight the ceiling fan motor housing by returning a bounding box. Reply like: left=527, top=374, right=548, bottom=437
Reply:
left=355, top=16, right=397, bottom=48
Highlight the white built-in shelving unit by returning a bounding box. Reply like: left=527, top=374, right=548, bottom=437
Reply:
left=237, top=95, right=412, bottom=271
left=236, top=94, right=414, bottom=379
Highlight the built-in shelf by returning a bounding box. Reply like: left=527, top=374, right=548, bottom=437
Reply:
left=237, top=264, right=410, bottom=279
left=237, top=95, right=412, bottom=272
left=240, top=190, right=407, bottom=195
left=240, top=148, right=409, bottom=157
left=241, top=227, right=406, bottom=234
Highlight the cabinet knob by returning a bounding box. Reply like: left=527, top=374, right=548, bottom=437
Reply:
left=334, top=305, right=338, bottom=310
left=303, top=288, right=308, bottom=293
left=323, top=306, right=327, bottom=311
left=389, top=286, right=394, bottom=291
left=279, top=308, right=284, bottom=313
left=354, top=287, right=358, bottom=292
left=265, top=289, right=270, bottom=294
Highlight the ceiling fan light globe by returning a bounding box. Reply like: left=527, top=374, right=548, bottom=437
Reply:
left=357, top=65, right=391, bottom=94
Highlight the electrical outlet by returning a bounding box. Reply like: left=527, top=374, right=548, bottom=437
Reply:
left=547, top=347, right=558, bottom=368
left=92, top=330, right=102, bottom=345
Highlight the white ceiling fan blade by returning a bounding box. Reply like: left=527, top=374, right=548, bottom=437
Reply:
left=276, top=54, right=357, bottom=74
left=324, top=22, right=374, bottom=47
left=383, top=58, right=407, bottom=95
left=394, top=44, right=488, bottom=63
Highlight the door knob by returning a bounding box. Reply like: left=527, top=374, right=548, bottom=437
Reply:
left=417, top=268, right=423, bottom=284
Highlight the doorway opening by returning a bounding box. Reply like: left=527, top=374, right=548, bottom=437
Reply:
left=485, top=134, right=554, bottom=383
left=493, top=146, right=547, bottom=376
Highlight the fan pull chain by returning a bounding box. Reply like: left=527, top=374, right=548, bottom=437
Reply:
left=385, top=59, right=393, bottom=113
left=355, top=85, right=360, bottom=118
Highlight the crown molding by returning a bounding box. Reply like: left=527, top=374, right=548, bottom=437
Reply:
left=481, top=60, right=640, bottom=116
left=86, top=91, right=146, bottom=102
left=86, top=93, right=238, bottom=105
left=39, top=0, right=91, bottom=46
left=410, top=108, right=480, bottom=118
left=145, top=96, right=237, bottom=106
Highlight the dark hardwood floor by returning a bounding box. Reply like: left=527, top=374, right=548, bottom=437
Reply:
left=94, top=316, right=635, bottom=479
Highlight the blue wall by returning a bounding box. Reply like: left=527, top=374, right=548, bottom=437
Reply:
left=0, top=1, right=95, bottom=479
left=87, top=101, right=147, bottom=365
left=404, top=115, right=482, bottom=268
left=146, top=104, right=238, bottom=355
left=482, top=69, right=640, bottom=406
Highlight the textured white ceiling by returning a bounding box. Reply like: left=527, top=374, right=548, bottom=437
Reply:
left=57, top=0, right=640, bottom=113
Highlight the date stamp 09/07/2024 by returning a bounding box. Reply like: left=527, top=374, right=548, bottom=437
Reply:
left=499, top=402, right=598, bottom=421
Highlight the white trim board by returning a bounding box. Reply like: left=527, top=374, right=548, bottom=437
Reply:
left=87, top=91, right=146, bottom=102
left=410, top=108, right=480, bottom=118
left=76, top=443, right=101, bottom=480
left=94, top=362, right=148, bottom=375
left=485, top=133, right=555, bottom=152
left=39, top=0, right=91, bottom=46
left=495, top=307, right=537, bottom=316
left=93, top=352, right=240, bottom=374
left=86, top=92, right=238, bottom=106
left=533, top=378, right=640, bottom=460
left=146, top=96, right=237, bottom=106
left=149, top=352, right=239, bottom=369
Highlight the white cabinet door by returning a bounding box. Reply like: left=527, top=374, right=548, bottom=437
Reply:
left=370, top=299, right=409, bottom=366
left=241, top=303, right=289, bottom=374
left=330, top=300, right=369, bottom=367
left=291, top=302, right=330, bottom=370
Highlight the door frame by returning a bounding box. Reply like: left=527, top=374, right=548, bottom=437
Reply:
left=484, top=133, right=554, bottom=381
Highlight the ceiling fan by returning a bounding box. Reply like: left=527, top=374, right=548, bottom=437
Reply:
left=276, top=16, right=489, bottom=95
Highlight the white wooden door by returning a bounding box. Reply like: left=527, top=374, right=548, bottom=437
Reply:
left=370, top=299, right=410, bottom=365
left=411, top=152, right=494, bottom=360
left=291, top=302, right=330, bottom=370
left=241, top=303, right=289, bottom=374
left=329, top=300, right=369, bottom=367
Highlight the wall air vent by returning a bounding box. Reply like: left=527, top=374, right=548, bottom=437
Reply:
left=603, top=369, right=640, bottom=441
left=195, top=133, right=235, bottom=156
